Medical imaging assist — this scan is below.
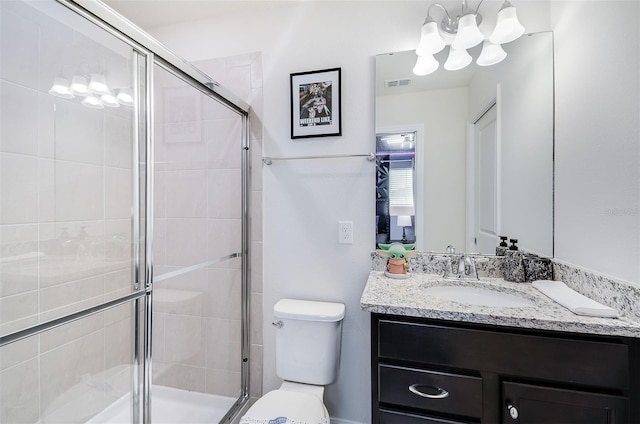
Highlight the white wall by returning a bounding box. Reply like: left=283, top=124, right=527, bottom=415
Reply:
left=377, top=88, right=468, bottom=252
left=146, top=1, right=640, bottom=421
left=551, top=1, right=639, bottom=283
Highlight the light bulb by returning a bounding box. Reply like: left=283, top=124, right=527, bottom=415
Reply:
left=490, top=1, right=525, bottom=44
left=444, top=47, right=472, bottom=71
left=416, top=18, right=446, bottom=56
left=476, top=41, right=507, bottom=66
left=413, top=54, right=439, bottom=76
left=452, top=14, right=484, bottom=50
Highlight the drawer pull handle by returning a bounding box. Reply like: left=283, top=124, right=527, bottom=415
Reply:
left=408, top=384, right=449, bottom=399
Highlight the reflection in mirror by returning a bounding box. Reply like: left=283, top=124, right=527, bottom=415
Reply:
left=375, top=31, right=554, bottom=257
left=375, top=133, right=416, bottom=245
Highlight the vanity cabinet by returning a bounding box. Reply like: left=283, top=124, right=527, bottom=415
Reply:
left=371, top=314, right=640, bottom=423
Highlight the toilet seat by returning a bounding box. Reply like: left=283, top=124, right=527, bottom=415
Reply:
left=240, top=389, right=329, bottom=424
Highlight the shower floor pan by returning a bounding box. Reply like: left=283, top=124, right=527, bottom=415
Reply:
left=87, top=385, right=236, bottom=423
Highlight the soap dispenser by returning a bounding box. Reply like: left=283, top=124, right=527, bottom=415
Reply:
left=496, top=236, right=508, bottom=256
left=504, top=238, right=525, bottom=282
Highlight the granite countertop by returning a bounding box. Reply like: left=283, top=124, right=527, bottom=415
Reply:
left=360, top=271, right=640, bottom=338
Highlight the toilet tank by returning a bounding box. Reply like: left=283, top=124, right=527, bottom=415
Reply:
left=273, top=299, right=345, bottom=386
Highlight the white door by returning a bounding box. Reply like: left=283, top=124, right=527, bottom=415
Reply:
left=473, top=105, right=498, bottom=254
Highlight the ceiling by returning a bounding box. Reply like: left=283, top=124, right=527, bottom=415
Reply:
left=102, top=0, right=311, bottom=30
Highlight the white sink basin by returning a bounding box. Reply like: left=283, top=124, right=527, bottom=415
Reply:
left=425, top=286, right=535, bottom=308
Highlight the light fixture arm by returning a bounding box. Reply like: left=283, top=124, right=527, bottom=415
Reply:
left=427, top=0, right=484, bottom=35
left=426, top=3, right=454, bottom=27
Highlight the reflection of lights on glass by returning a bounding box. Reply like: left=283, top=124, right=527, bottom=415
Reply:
left=115, top=88, right=134, bottom=107
left=70, top=75, right=90, bottom=96
left=100, top=93, right=120, bottom=108
left=81, top=96, right=104, bottom=109
left=48, top=77, right=74, bottom=99
left=88, top=73, right=110, bottom=96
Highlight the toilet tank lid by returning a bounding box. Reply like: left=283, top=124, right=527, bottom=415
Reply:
left=274, top=299, right=345, bottom=322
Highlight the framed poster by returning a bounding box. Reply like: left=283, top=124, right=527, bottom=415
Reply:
left=290, top=68, right=341, bottom=139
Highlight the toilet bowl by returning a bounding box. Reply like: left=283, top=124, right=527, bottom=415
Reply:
left=240, top=382, right=329, bottom=424
left=240, top=299, right=345, bottom=424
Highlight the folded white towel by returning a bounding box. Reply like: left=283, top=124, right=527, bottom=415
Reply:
left=240, top=417, right=328, bottom=424
left=532, top=280, right=619, bottom=318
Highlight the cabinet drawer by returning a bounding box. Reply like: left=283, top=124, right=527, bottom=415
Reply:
left=380, top=409, right=473, bottom=424
left=378, top=320, right=629, bottom=389
left=379, top=364, right=483, bottom=418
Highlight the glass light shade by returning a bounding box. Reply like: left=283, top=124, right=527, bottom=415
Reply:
left=489, top=2, right=525, bottom=44
left=70, top=75, right=90, bottom=97
left=476, top=41, right=507, bottom=66
left=115, top=88, right=134, bottom=107
left=412, top=54, right=439, bottom=76
left=444, top=47, right=472, bottom=71
left=100, top=93, right=120, bottom=108
left=81, top=96, right=104, bottom=109
left=88, top=73, right=110, bottom=96
left=416, top=19, right=446, bottom=56
left=48, top=77, right=74, bottom=99
left=451, top=14, right=484, bottom=50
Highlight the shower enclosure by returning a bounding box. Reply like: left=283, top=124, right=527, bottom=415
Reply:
left=0, top=0, right=251, bottom=423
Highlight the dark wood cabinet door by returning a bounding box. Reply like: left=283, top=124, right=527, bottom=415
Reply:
left=502, top=382, right=629, bottom=424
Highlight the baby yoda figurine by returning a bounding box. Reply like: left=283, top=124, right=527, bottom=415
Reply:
left=377, top=243, right=417, bottom=278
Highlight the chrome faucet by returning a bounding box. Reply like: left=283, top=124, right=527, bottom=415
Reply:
left=457, top=254, right=479, bottom=280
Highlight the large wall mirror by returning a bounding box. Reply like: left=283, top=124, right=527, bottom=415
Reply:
left=375, top=31, right=554, bottom=257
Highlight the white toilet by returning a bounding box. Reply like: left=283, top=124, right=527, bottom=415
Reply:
left=240, top=298, right=346, bottom=424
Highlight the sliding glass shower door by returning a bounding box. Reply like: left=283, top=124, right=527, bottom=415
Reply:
left=0, top=0, right=147, bottom=422
left=150, top=64, right=247, bottom=422
left=1, top=0, right=250, bottom=423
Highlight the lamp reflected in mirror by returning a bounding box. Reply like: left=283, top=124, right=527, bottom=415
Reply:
left=397, top=215, right=413, bottom=243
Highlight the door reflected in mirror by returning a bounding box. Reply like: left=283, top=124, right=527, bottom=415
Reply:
left=375, top=31, right=554, bottom=257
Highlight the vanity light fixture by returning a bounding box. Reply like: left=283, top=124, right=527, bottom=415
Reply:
left=412, top=53, right=440, bottom=76
left=476, top=40, right=507, bottom=66
left=413, top=0, right=524, bottom=75
left=444, top=47, right=472, bottom=71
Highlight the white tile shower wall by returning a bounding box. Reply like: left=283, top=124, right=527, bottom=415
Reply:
left=152, top=51, right=263, bottom=399
left=0, top=1, right=139, bottom=422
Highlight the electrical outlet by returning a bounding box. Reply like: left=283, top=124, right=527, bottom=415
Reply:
left=338, top=221, right=353, bottom=244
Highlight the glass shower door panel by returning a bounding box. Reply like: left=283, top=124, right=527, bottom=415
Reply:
left=0, top=0, right=145, bottom=338
left=152, top=64, right=243, bottom=420
left=0, top=300, right=143, bottom=423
